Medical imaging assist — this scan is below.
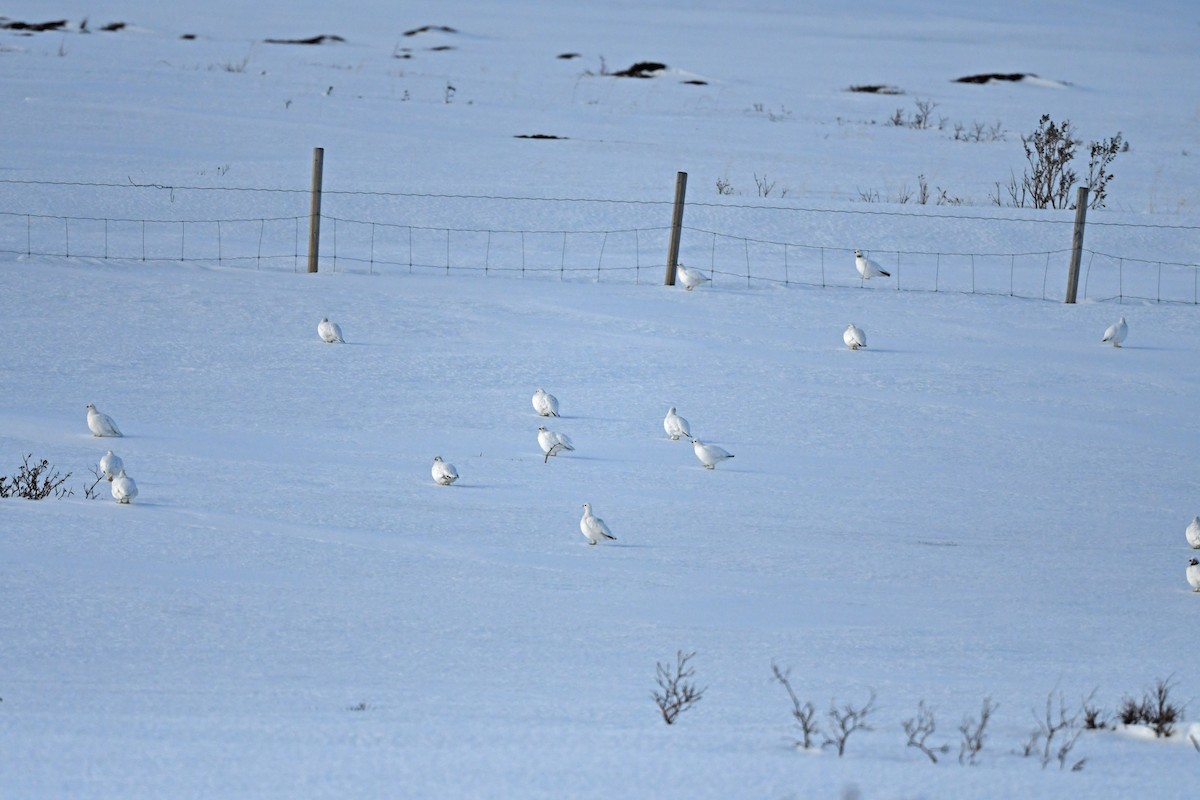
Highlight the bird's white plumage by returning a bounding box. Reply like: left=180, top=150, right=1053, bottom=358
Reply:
left=580, top=501, right=616, bottom=545
left=663, top=406, right=691, bottom=440
left=538, top=425, right=574, bottom=459
left=676, top=263, right=711, bottom=291
left=317, top=317, right=345, bottom=343
left=1188, top=558, right=1200, bottom=592
left=1102, top=316, right=1128, bottom=347
left=431, top=456, right=459, bottom=486
left=843, top=323, right=867, bottom=350
left=532, top=388, right=560, bottom=417
left=1187, top=516, right=1200, bottom=549
left=99, top=450, right=123, bottom=482
left=691, top=438, right=734, bottom=469
left=853, top=249, right=890, bottom=280
left=86, top=403, right=123, bottom=437
left=111, top=469, right=137, bottom=504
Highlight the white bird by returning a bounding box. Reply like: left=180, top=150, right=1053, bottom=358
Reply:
left=663, top=406, right=691, bottom=440
left=854, top=249, right=890, bottom=280
left=317, top=317, right=345, bottom=343
left=1186, top=516, right=1200, bottom=549
left=111, top=469, right=138, bottom=504
left=538, top=425, right=575, bottom=462
left=1101, top=316, right=1127, bottom=347
left=532, top=387, right=560, bottom=417
left=86, top=403, right=123, bottom=437
left=676, top=263, right=711, bottom=291
left=843, top=323, right=867, bottom=350
left=98, top=450, right=124, bottom=482
left=1188, top=558, right=1200, bottom=592
left=580, top=501, right=617, bottom=545
left=691, top=438, right=734, bottom=469
left=431, top=456, right=458, bottom=486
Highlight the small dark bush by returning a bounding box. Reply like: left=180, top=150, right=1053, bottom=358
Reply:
left=0, top=454, right=73, bottom=500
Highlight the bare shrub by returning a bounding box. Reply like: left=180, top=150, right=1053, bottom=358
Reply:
left=771, top=663, right=820, bottom=750
left=823, top=690, right=876, bottom=756
left=1009, top=114, right=1124, bottom=210
left=1022, top=692, right=1085, bottom=771
left=715, top=177, right=735, bottom=196
left=1080, top=690, right=1109, bottom=730
left=753, top=172, right=776, bottom=198
left=911, top=99, right=938, bottom=130
left=653, top=650, right=706, bottom=725
left=903, top=701, right=950, bottom=763
left=1120, top=677, right=1183, bottom=738
left=0, top=454, right=73, bottom=500
left=958, top=696, right=997, bottom=765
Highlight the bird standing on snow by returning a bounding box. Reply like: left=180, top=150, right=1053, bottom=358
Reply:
left=1188, top=558, right=1200, bottom=592
left=99, top=450, right=124, bottom=482
left=854, top=249, right=890, bottom=280
left=691, top=438, right=734, bottom=469
left=538, top=425, right=575, bottom=462
left=532, top=387, right=560, bottom=417
left=663, top=406, right=691, bottom=440
left=843, top=323, right=867, bottom=350
left=86, top=404, right=123, bottom=437
left=1101, top=316, right=1128, bottom=347
left=1187, top=516, right=1200, bottom=549
left=580, top=502, right=617, bottom=545
left=317, top=317, right=345, bottom=343
left=431, top=456, right=459, bottom=486
left=111, top=469, right=138, bottom=504
left=676, top=263, right=711, bottom=291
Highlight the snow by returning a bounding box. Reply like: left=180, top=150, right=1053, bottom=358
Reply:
left=2, top=1, right=1199, bottom=797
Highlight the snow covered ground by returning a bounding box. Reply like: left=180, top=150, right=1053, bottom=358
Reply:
left=2, top=2, right=1199, bottom=798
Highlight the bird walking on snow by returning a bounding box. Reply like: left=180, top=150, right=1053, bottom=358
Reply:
left=663, top=406, right=691, bottom=440
left=538, top=425, right=575, bottom=462
left=1101, top=316, right=1127, bottom=347
left=431, top=456, right=459, bottom=486
left=580, top=502, right=617, bottom=545
left=843, top=323, right=867, bottom=350
left=111, top=469, right=138, bottom=504
left=854, top=249, right=890, bottom=280
left=691, top=438, right=734, bottom=469
left=1187, top=516, right=1200, bottom=549
left=676, top=263, right=711, bottom=291
left=86, top=404, right=123, bottom=437
left=317, top=317, right=345, bottom=343
left=532, top=387, right=560, bottom=417
left=98, top=450, right=124, bottom=482
left=1188, top=558, right=1200, bottom=592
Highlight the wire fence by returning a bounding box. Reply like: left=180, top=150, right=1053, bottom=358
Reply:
left=1, top=178, right=1198, bottom=304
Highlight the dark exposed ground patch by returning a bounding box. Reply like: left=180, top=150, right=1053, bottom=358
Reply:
left=557, top=52, right=581, bottom=59
left=612, top=61, right=667, bottom=78
left=514, top=134, right=568, bottom=140
left=1, top=19, right=69, bottom=32
left=181, top=34, right=196, bottom=40
left=955, top=72, right=1030, bottom=84
left=429, top=45, right=454, bottom=52
left=403, top=25, right=457, bottom=36
left=100, top=22, right=126, bottom=32
left=848, top=84, right=903, bottom=95
left=681, top=79, right=708, bottom=86
left=264, top=35, right=345, bottom=45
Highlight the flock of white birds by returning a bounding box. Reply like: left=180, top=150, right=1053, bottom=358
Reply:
left=78, top=269, right=1186, bottom=573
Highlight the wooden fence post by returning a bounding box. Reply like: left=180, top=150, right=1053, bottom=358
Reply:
left=307, top=147, right=324, bottom=274
left=1064, top=185, right=1089, bottom=303
left=664, top=171, right=687, bottom=285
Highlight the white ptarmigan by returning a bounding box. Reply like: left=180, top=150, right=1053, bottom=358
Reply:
left=99, top=450, right=124, bottom=482
left=1188, top=558, right=1200, bottom=592
left=538, top=425, right=574, bottom=461
left=691, top=438, right=734, bottom=469
left=663, top=406, right=691, bottom=441
left=111, top=469, right=138, bottom=504
left=532, top=387, right=560, bottom=417
left=431, top=456, right=459, bottom=486
left=1187, top=516, right=1200, bottom=549
left=86, top=404, right=123, bottom=437
left=317, top=317, right=345, bottom=343
left=1101, top=316, right=1128, bottom=347
left=676, top=263, right=711, bottom=291
left=580, top=502, right=617, bottom=546
left=854, top=249, right=890, bottom=280
left=843, top=323, right=867, bottom=350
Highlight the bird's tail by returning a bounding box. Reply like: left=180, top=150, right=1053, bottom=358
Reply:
left=879, top=269, right=891, bottom=277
